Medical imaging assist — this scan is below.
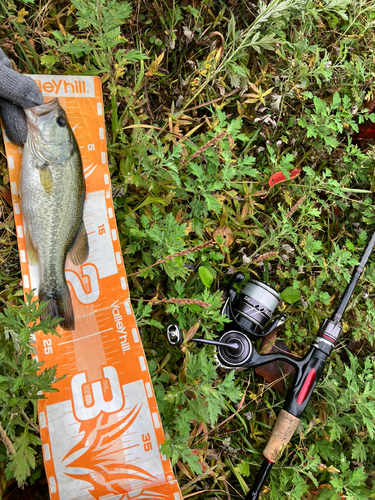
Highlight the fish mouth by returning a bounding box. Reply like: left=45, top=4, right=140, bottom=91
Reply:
left=24, top=97, right=65, bottom=148
left=25, top=97, right=59, bottom=125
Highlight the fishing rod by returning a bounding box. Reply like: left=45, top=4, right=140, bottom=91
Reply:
left=166, top=229, right=375, bottom=499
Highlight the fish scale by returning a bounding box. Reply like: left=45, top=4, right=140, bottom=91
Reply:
left=20, top=97, right=88, bottom=331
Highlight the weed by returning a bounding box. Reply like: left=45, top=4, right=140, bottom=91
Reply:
left=0, top=294, right=60, bottom=494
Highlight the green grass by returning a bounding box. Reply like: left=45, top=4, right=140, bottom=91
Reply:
left=2, top=0, right=375, bottom=498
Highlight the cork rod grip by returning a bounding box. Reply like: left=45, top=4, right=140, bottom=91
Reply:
left=263, top=410, right=300, bottom=463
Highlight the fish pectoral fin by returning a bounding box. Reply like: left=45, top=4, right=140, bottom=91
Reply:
left=69, top=222, right=89, bottom=266
left=36, top=163, right=53, bottom=195
left=25, top=230, right=39, bottom=265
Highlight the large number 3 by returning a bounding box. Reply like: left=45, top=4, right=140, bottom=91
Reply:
left=71, top=366, right=124, bottom=421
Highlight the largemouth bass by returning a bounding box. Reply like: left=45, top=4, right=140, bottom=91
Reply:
left=20, top=97, right=88, bottom=330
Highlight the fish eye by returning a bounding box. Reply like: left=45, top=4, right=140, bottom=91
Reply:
left=57, top=116, right=67, bottom=127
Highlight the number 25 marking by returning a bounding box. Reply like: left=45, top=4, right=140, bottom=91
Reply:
left=43, top=338, right=53, bottom=355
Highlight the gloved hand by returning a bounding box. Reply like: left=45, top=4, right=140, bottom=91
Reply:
left=0, top=48, right=43, bottom=145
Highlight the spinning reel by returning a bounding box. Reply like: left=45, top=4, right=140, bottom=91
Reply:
left=166, top=230, right=375, bottom=500
left=167, top=272, right=287, bottom=370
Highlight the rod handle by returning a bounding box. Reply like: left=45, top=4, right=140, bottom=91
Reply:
left=263, top=410, right=300, bottom=463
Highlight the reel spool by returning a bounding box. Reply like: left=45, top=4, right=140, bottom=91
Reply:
left=230, top=280, right=281, bottom=339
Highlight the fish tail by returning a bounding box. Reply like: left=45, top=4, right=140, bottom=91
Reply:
left=39, top=283, right=75, bottom=331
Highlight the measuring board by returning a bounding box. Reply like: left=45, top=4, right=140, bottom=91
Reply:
left=3, top=75, right=182, bottom=500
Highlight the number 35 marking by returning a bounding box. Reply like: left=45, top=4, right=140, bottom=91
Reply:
left=142, top=433, right=153, bottom=452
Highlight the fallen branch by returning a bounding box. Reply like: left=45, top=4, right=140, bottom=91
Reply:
left=127, top=240, right=215, bottom=277
left=150, top=298, right=211, bottom=308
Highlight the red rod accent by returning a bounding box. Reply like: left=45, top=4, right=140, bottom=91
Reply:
left=321, top=334, right=335, bottom=343
left=297, top=369, right=316, bottom=405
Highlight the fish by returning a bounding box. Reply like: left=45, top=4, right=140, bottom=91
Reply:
left=20, top=97, right=89, bottom=330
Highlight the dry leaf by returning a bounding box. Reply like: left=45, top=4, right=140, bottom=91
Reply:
left=213, top=225, right=234, bottom=246
left=177, top=460, right=192, bottom=479
left=327, top=466, right=340, bottom=474
left=241, top=202, right=249, bottom=219
left=16, top=7, right=28, bottom=23
left=254, top=331, right=296, bottom=393
left=185, top=322, right=200, bottom=343
left=0, top=186, right=12, bottom=205
left=146, top=52, right=165, bottom=76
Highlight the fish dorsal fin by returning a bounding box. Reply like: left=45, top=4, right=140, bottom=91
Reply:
left=69, top=222, right=89, bottom=266
left=25, top=229, right=39, bottom=265
left=36, top=163, right=53, bottom=195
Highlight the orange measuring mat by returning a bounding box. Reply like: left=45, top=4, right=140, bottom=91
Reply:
left=3, top=75, right=182, bottom=500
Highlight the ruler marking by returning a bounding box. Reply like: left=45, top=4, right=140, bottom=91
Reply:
left=59, top=327, right=113, bottom=345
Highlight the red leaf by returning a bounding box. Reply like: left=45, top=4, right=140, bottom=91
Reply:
left=353, top=122, right=375, bottom=141
left=352, top=95, right=375, bottom=144
left=190, top=449, right=201, bottom=456
left=268, top=168, right=301, bottom=187
left=254, top=333, right=296, bottom=393
left=365, top=95, right=375, bottom=113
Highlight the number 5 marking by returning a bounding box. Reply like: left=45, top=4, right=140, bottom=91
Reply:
left=71, top=366, right=124, bottom=421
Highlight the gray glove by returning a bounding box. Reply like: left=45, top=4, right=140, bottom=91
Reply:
left=0, top=48, right=43, bottom=145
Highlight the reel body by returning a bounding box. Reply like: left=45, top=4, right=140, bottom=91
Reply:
left=167, top=272, right=286, bottom=369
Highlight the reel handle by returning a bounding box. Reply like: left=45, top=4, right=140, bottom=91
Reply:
left=228, top=272, right=245, bottom=291
left=166, top=323, right=242, bottom=350
left=166, top=324, right=183, bottom=347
